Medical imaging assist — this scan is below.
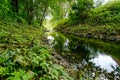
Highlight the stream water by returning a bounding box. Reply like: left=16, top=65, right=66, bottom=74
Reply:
left=46, top=31, right=120, bottom=79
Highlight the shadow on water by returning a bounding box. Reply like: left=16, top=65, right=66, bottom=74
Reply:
left=46, top=31, right=120, bottom=79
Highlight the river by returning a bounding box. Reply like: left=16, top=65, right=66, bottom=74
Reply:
left=46, top=31, right=120, bottom=79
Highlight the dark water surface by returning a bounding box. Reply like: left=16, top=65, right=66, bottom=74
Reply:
left=46, top=31, right=120, bottom=79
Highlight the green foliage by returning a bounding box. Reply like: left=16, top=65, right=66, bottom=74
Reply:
left=50, top=0, right=69, bottom=21
left=90, top=0, right=120, bottom=25
left=6, top=69, right=32, bottom=80
left=0, top=30, right=10, bottom=43
left=57, top=0, right=120, bottom=29
left=0, top=0, right=11, bottom=20
left=0, top=21, right=71, bottom=80
left=69, top=0, right=94, bottom=23
left=0, top=0, right=26, bottom=23
left=0, top=0, right=69, bottom=25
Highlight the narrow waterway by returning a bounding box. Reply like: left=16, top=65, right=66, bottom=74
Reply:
left=46, top=31, right=120, bottom=79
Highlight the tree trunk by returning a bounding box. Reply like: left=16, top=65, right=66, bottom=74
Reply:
left=11, top=0, right=18, bottom=13
left=39, top=5, right=47, bottom=26
left=25, top=0, right=34, bottom=24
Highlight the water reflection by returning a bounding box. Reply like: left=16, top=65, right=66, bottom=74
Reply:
left=46, top=31, right=120, bottom=79
left=90, top=52, right=118, bottom=72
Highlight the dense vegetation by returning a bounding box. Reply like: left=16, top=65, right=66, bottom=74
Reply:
left=55, top=0, right=120, bottom=42
left=91, top=0, right=120, bottom=25
left=0, top=0, right=120, bottom=80
left=66, top=0, right=120, bottom=25
left=0, top=21, right=72, bottom=80
left=0, top=0, right=69, bottom=25
left=0, top=0, right=72, bottom=80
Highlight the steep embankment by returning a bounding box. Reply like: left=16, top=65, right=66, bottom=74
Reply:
left=0, top=20, right=72, bottom=80
left=55, top=23, right=120, bottom=42
left=55, top=1, right=120, bottom=42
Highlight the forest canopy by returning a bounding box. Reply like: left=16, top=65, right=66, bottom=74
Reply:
left=0, top=0, right=120, bottom=26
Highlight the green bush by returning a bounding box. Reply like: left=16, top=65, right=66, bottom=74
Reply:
left=90, top=0, right=120, bottom=25
left=69, top=0, right=94, bottom=24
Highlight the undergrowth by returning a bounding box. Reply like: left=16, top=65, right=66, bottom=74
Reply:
left=0, top=20, right=72, bottom=80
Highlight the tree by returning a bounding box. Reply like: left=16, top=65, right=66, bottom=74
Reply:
left=34, top=0, right=69, bottom=26
left=69, top=0, right=94, bottom=23
left=0, top=0, right=71, bottom=26
left=94, top=0, right=103, bottom=7
left=11, top=0, right=18, bottom=13
left=25, top=0, right=34, bottom=24
left=34, top=0, right=49, bottom=26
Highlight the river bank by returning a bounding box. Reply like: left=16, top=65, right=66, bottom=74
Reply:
left=1, top=19, right=119, bottom=80
left=0, top=20, right=72, bottom=80
left=46, top=31, right=120, bottom=80
left=55, top=24, right=120, bottom=42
